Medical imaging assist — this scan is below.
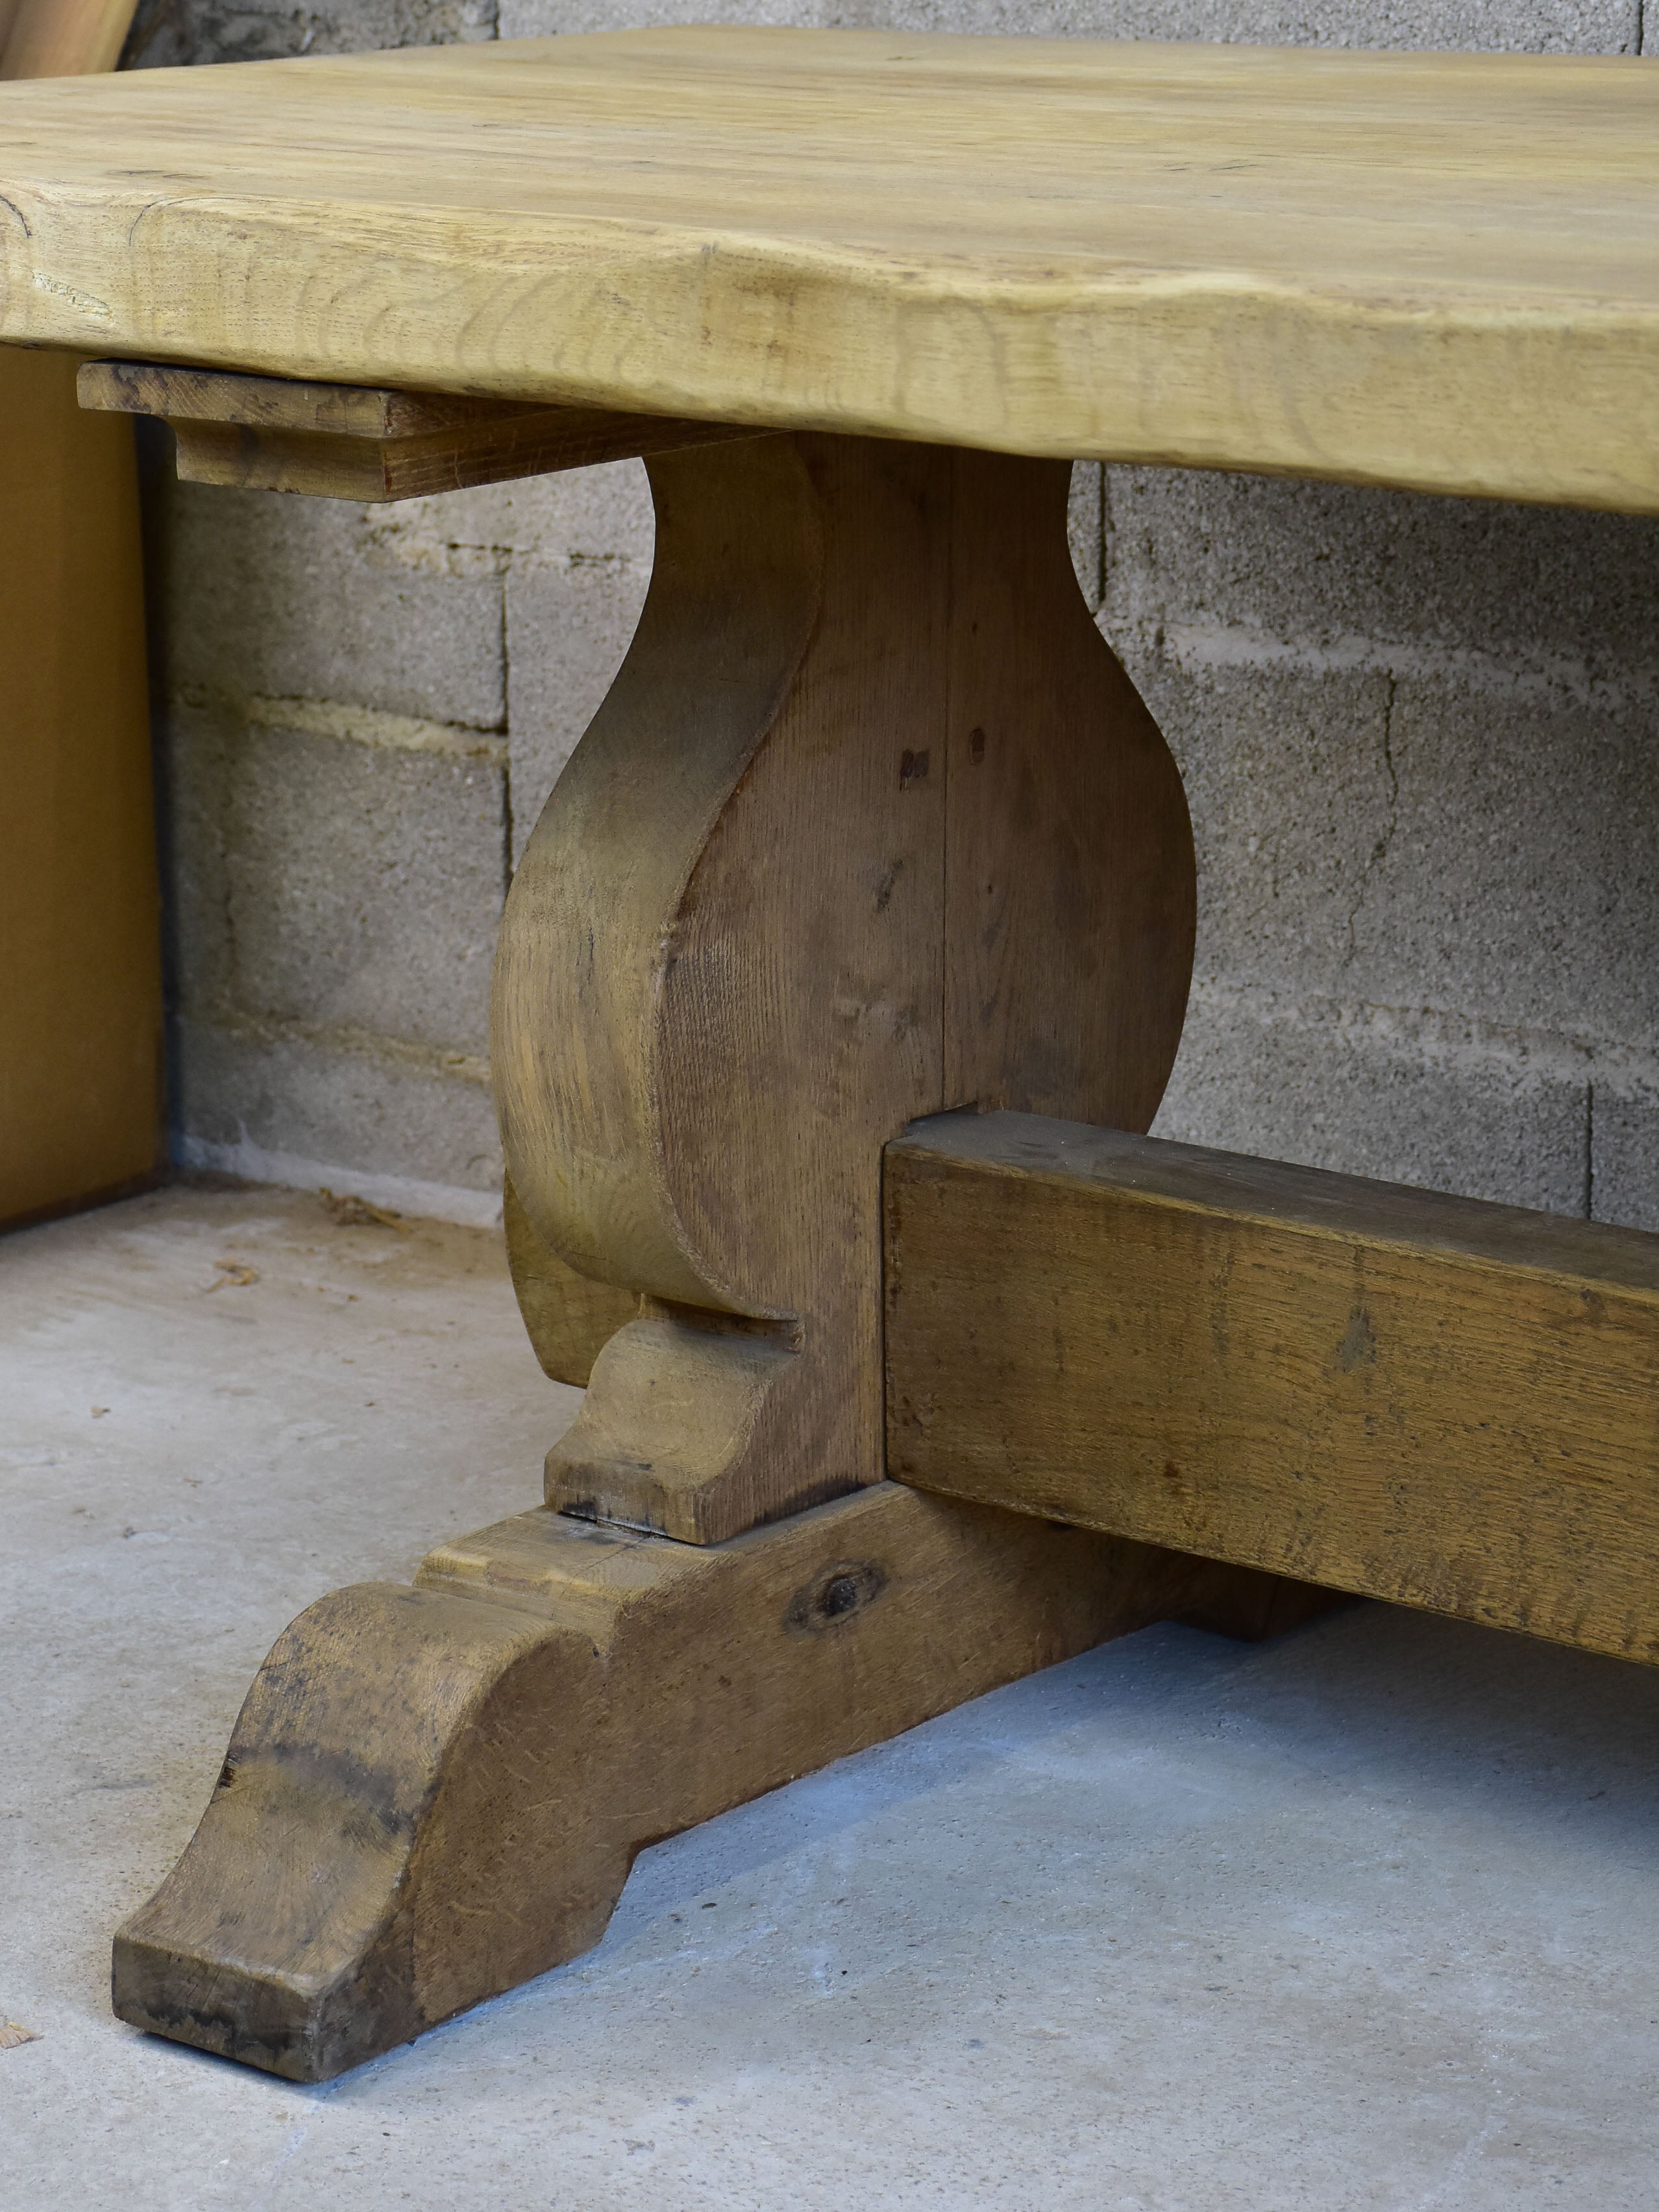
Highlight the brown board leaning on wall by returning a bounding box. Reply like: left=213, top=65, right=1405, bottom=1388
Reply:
left=0, top=0, right=160, bottom=1231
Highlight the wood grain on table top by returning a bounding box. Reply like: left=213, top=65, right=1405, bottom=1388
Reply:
left=1, top=29, right=1655, bottom=510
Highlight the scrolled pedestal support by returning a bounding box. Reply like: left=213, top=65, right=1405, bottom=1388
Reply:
left=114, top=421, right=1329, bottom=2080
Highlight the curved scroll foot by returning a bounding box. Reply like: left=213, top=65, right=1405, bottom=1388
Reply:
left=114, top=1483, right=1266, bottom=2080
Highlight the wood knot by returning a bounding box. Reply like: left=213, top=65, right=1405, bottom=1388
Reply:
left=783, top=1560, right=886, bottom=1635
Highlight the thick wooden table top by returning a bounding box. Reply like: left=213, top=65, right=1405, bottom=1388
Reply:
left=1, top=29, right=1655, bottom=511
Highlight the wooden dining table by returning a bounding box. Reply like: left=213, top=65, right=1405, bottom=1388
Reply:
left=3, top=26, right=1656, bottom=2081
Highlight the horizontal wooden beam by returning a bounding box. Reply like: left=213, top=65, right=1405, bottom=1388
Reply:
left=77, top=359, right=754, bottom=500
left=885, top=1110, right=1659, bottom=1664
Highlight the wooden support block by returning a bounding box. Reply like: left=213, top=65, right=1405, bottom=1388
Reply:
left=110, top=1481, right=1304, bottom=2080
left=886, top=1111, right=1659, bottom=1664
left=77, top=358, right=754, bottom=501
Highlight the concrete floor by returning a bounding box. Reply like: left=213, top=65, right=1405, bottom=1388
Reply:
left=3, top=1183, right=1658, bottom=2211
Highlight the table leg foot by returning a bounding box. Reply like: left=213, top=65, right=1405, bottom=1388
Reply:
left=113, top=1482, right=1274, bottom=2080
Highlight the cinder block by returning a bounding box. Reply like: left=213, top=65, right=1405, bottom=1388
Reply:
left=506, top=556, right=652, bottom=858
left=1067, top=462, right=1103, bottom=611
left=1344, top=673, right=1659, bottom=1049
left=1114, top=607, right=1659, bottom=1107
left=502, top=0, right=1636, bottom=58
left=125, top=0, right=497, bottom=72
left=489, top=460, right=654, bottom=565
left=154, top=699, right=237, bottom=1021
left=160, top=697, right=508, bottom=1063
left=1155, top=987, right=1590, bottom=1215
left=173, top=1015, right=504, bottom=1196
left=1117, top=644, right=1398, bottom=1001
left=1103, top=465, right=1659, bottom=678
left=214, top=717, right=506, bottom=1055
left=363, top=458, right=655, bottom=578
left=1588, top=1081, right=1659, bottom=1231
left=157, top=480, right=505, bottom=730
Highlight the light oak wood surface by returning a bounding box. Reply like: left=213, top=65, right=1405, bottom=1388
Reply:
left=112, top=1482, right=1322, bottom=2079
left=886, top=1111, right=1659, bottom=1664
left=3, top=29, right=1657, bottom=511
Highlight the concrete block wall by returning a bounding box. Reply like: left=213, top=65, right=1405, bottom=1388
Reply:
left=125, top=0, right=1659, bottom=1229
left=142, top=426, right=653, bottom=1220
left=1109, top=473, right=1659, bottom=1225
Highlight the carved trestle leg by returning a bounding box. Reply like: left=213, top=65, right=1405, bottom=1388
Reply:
left=115, top=430, right=1321, bottom=2080
left=496, top=432, right=1196, bottom=1542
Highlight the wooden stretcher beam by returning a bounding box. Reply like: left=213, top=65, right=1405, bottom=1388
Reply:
left=885, top=1110, right=1659, bottom=1665
left=79, top=359, right=756, bottom=500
